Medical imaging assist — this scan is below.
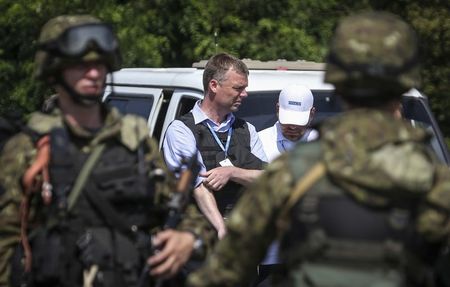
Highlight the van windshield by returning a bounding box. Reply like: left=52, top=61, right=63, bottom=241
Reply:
left=235, top=90, right=448, bottom=163
left=105, top=95, right=154, bottom=120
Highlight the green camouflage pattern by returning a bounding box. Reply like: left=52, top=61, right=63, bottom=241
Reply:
left=187, top=110, right=450, bottom=287
left=324, top=11, right=420, bottom=91
left=321, top=109, right=434, bottom=206
left=35, top=15, right=100, bottom=79
left=0, top=105, right=215, bottom=286
left=35, top=15, right=120, bottom=79
left=38, top=15, right=101, bottom=44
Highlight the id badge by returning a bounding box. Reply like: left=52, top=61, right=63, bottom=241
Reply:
left=219, top=158, right=234, bottom=167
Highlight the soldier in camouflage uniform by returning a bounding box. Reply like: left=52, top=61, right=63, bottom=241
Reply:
left=188, top=11, right=450, bottom=287
left=0, top=15, right=213, bottom=287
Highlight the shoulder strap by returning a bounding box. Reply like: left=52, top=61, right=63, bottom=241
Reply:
left=67, top=143, right=106, bottom=212
left=231, top=117, right=251, bottom=147
left=276, top=162, right=326, bottom=234
left=178, top=112, right=199, bottom=142
left=232, top=117, right=246, bottom=129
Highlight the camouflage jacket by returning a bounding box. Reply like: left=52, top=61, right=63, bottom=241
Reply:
left=0, top=105, right=214, bottom=286
left=187, top=109, right=450, bottom=287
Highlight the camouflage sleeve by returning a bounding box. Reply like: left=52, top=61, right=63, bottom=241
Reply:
left=144, top=137, right=216, bottom=252
left=187, top=154, right=295, bottom=287
left=0, top=133, right=36, bottom=286
left=416, top=163, right=450, bottom=242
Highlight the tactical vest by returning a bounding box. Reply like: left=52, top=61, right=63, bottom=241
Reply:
left=278, top=142, right=441, bottom=287
left=28, top=127, right=160, bottom=287
left=179, top=113, right=263, bottom=216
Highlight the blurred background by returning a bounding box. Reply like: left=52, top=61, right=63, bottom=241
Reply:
left=0, top=0, right=448, bottom=145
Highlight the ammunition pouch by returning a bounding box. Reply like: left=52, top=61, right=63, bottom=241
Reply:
left=10, top=230, right=67, bottom=287
left=76, top=227, right=151, bottom=287
left=16, top=227, right=151, bottom=287
left=31, top=228, right=67, bottom=285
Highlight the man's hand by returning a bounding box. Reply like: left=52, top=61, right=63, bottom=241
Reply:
left=200, top=166, right=234, bottom=191
left=201, top=167, right=263, bottom=191
left=147, top=230, right=195, bottom=279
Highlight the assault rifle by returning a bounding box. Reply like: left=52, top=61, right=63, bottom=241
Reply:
left=138, top=153, right=201, bottom=287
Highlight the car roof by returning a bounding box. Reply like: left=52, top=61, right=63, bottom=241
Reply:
left=107, top=58, right=423, bottom=98
left=108, top=67, right=335, bottom=92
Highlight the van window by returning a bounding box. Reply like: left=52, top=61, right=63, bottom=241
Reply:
left=105, top=95, right=154, bottom=119
left=176, top=96, right=198, bottom=119
left=236, top=91, right=447, bottom=163
left=235, top=90, right=339, bottom=131
left=237, top=91, right=436, bottom=131
left=234, top=91, right=278, bottom=131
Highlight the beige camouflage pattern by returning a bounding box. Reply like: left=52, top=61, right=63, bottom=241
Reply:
left=187, top=110, right=450, bottom=287
left=0, top=105, right=215, bottom=286
left=322, top=109, right=434, bottom=206
left=35, top=15, right=120, bottom=79
left=0, top=132, right=34, bottom=287
left=321, top=109, right=450, bottom=242
left=38, top=15, right=101, bottom=44
left=325, top=11, right=420, bottom=91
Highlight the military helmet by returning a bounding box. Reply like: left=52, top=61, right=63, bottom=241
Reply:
left=35, top=15, right=121, bottom=80
left=324, top=11, right=420, bottom=96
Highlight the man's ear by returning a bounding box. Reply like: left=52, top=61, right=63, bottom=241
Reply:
left=209, top=79, right=219, bottom=94
left=276, top=102, right=280, bottom=117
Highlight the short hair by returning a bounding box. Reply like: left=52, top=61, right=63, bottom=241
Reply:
left=202, top=53, right=249, bottom=92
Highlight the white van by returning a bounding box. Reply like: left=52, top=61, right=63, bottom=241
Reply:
left=103, top=60, right=450, bottom=165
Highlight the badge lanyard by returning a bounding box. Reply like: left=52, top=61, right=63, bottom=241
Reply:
left=206, top=122, right=232, bottom=157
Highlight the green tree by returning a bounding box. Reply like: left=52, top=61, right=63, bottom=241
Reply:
left=0, top=0, right=166, bottom=114
left=0, top=0, right=448, bottom=145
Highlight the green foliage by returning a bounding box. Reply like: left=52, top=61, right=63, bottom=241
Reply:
left=0, top=0, right=448, bottom=145
left=407, top=4, right=450, bottom=138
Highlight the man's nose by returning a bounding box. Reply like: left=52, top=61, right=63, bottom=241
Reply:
left=85, top=64, right=104, bottom=78
left=240, top=89, right=248, bottom=98
left=87, top=67, right=101, bottom=78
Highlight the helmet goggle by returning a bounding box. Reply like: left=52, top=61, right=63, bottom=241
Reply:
left=40, top=23, right=118, bottom=57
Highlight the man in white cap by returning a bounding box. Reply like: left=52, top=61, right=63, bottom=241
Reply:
left=252, top=84, right=317, bottom=286
left=258, top=84, right=318, bottom=162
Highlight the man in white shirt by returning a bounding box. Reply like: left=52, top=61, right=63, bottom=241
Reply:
left=258, top=84, right=318, bottom=162
left=253, top=84, right=317, bottom=286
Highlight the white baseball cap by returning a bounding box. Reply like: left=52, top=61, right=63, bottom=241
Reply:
left=278, top=84, right=314, bottom=126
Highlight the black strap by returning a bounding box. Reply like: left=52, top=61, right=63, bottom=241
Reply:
left=67, top=144, right=106, bottom=212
